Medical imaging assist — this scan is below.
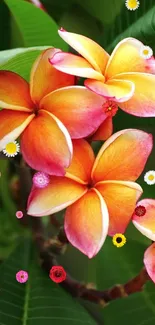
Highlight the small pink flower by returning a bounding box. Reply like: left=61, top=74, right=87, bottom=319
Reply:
left=16, top=211, right=23, bottom=219
left=32, top=172, right=50, bottom=188
left=16, top=270, right=28, bottom=283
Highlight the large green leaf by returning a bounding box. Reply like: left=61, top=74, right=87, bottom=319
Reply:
left=105, top=0, right=155, bottom=51
left=0, top=239, right=97, bottom=324
left=0, top=46, right=50, bottom=80
left=76, top=0, right=124, bottom=25
left=4, top=0, right=68, bottom=50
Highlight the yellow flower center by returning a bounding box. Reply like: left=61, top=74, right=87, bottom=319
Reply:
left=5, top=142, right=17, bottom=154
left=148, top=174, right=155, bottom=181
left=108, top=107, right=112, bottom=111
left=127, top=0, right=138, bottom=9
left=143, top=49, right=149, bottom=55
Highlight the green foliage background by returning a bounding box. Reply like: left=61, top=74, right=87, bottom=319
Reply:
left=0, top=0, right=155, bottom=324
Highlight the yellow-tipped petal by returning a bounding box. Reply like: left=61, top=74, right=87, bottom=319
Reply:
left=65, top=188, right=109, bottom=258
left=96, top=180, right=142, bottom=235
left=105, top=38, right=149, bottom=79
left=58, top=29, right=110, bottom=74
left=28, top=177, right=87, bottom=216
left=92, top=129, right=153, bottom=183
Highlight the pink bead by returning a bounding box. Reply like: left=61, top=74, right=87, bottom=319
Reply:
left=16, top=211, right=23, bottom=219
left=16, top=270, right=28, bottom=283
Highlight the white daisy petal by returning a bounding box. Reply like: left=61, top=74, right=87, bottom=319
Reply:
left=144, top=170, right=155, bottom=185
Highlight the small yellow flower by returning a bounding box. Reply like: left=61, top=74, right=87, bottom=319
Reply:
left=125, top=0, right=140, bottom=11
left=3, top=141, right=20, bottom=157
left=140, top=46, right=153, bottom=59
left=112, top=234, right=126, bottom=248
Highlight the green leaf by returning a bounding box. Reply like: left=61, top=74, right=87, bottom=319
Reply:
left=0, top=239, right=97, bottom=324
left=0, top=46, right=50, bottom=80
left=106, top=1, right=155, bottom=51
left=76, top=0, right=124, bottom=25
left=4, top=0, right=68, bottom=50
left=59, top=5, right=102, bottom=42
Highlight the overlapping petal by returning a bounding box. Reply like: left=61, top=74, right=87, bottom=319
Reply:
left=21, top=110, right=72, bottom=176
left=40, top=86, right=106, bottom=138
left=92, top=129, right=153, bottom=184
left=115, top=73, right=155, bottom=117
left=91, top=117, right=113, bottom=141
left=132, top=199, right=155, bottom=241
left=27, top=177, right=87, bottom=216
left=49, top=52, right=104, bottom=80
left=30, top=48, right=75, bottom=105
left=0, top=71, right=34, bottom=111
left=64, top=188, right=109, bottom=258
left=144, top=243, right=155, bottom=283
left=85, top=79, right=135, bottom=102
left=105, top=38, right=148, bottom=79
left=0, top=109, right=35, bottom=150
left=66, top=139, right=95, bottom=184
left=58, top=29, right=110, bottom=73
left=95, top=180, right=142, bottom=235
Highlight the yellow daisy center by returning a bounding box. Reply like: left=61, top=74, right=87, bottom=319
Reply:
left=5, top=142, right=17, bottom=154
left=127, top=0, right=138, bottom=9
left=148, top=174, right=155, bottom=181
left=112, top=233, right=126, bottom=248
left=143, top=49, right=149, bottom=55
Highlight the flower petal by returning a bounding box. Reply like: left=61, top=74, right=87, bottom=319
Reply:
left=66, top=139, right=95, bottom=184
left=64, top=188, right=109, bottom=258
left=21, top=109, right=73, bottom=176
left=40, top=86, right=106, bottom=138
left=49, top=52, right=104, bottom=81
left=115, top=73, right=155, bottom=117
left=132, top=199, right=155, bottom=241
left=58, top=29, right=110, bottom=74
left=144, top=243, right=155, bottom=283
left=0, top=109, right=35, bottom=151
left=95, top=180, right=142, bottom=235
left=0, top=71, right=34, bottom=111
left=30, top=48, right=75, bottom=105
left=105, top=38, right=148, bottom=79
left=91, top=117, right=113, bottom=141
left=92, top=129, right=153, bottom=184
left=85, top=78, right=135, bottom=102
left=28, top=177, right=87, bottom=216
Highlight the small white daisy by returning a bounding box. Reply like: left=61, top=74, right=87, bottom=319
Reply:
left=144, top=170, right=155, bottom=185
left=3, top=141, right=20, bottom=157
left=125, top=0, right=140, bottom=11
left=140, top=45, right=153, bottom=59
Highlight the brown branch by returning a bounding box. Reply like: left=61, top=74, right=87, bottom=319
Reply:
left=18, top=160, right=151, bottom=307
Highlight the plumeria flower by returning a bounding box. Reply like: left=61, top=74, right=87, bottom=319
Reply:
left=125, top=0, right=140, bottom=11
left=132, top=199, right=155, bottom=283
left=50, top=29, right=155, bottom=141
left=144, top=170, right=155, bottom=185
left=27, top=129, right=152, bottom=258
left=0, top=48, right=106, bottom=175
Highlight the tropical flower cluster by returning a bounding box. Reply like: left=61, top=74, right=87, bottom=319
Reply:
left=0, top=30, right=155, bottom=282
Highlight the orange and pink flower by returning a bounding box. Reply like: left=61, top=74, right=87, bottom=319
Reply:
left=27, top=129, right=152, bottom=258
left=132, top=199, right=155, bottom=283
left=50, top=30, right=155, bottom=140
left=0, top=48, right=107, bottom=175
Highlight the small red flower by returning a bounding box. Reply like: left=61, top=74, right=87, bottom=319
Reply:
left=134, top=205, right=146, bottom=217
left=49, top=266, right=66, bottom=283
